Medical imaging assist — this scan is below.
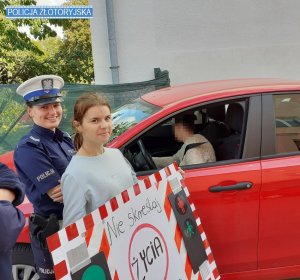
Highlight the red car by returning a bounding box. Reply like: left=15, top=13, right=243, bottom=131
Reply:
left=2, top=78, right=300, bottom=280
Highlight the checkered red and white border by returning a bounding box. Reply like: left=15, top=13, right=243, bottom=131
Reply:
left=47, top=163, right=220, bottom=280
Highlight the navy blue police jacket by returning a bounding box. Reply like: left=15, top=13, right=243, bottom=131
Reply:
left=0, top=163, right=25, bottom=280
left=14, top=124, right=75, bottom=220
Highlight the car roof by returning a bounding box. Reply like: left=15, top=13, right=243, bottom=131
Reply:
left=141, top=78, right=300, bottom=107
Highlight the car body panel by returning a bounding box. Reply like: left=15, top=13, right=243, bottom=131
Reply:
left=183, top=161, right=261, bottom=273
left=142, top=78, right=300, bottom=107
left=1, top=151, right=15, bottom=171
left=260, top=156, right=300, bottom=268
left=221, top=264, right=300, bottom=280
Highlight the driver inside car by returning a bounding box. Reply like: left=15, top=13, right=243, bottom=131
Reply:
left=153, top=114, right=216, bottom=168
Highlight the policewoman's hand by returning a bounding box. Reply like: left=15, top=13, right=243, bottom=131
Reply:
left=47, top=183, right=63, bottom=203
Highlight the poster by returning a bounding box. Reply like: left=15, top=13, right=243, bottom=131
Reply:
left=47, top=163, right=220, bottom=280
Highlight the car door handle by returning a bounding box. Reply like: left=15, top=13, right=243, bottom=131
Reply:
left=209, top=182, right=253, bottom=193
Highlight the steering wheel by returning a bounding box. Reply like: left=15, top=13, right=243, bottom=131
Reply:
left=137, top=139, right=157, bottom=170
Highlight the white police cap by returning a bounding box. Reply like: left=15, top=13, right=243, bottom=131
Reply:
left=17, top=75, right=64, bottom=106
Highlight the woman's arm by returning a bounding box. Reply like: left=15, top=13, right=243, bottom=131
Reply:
left=61, top=174, right=86, bottom=227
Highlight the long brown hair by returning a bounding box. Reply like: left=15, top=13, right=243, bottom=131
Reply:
left=73, top=93, right=111, bottom=151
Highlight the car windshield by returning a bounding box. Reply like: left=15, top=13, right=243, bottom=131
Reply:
left=110, top=99, right=160, bottom=141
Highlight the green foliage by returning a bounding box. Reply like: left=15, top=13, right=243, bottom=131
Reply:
left=0, top=0, right=94, bottom=84
left=0, top=89, right=28, bottom=154
left=53, top=19, right=94, bottom=83
left=50, top=0, right=94, bottom=83
left=0, top=0, right=60, bottom=52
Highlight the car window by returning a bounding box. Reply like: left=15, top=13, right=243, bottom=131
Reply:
left=200, top=100, right=247, bottom=162
left=123, top=98, right=249, bottom=172
left=274, top=94, right=300, bottom=154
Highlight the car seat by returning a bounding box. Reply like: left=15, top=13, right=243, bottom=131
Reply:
left=200, top=105, right=230, bottom=142
left=214, top=103, right=244, bottom=160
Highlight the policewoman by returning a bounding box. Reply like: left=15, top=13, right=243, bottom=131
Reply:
left=14, top=75, right=75, bottom=279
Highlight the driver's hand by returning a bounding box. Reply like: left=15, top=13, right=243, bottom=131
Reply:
left=178, top=167, right=185, bottom=176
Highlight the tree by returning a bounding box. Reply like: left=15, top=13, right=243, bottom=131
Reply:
left=53, top=19, right=94, bottom=84
left=0, top=0, right=65, bottom=83
left=0, top=0, right=94, bottom=84
left=49, top=0, right=94, bottom=83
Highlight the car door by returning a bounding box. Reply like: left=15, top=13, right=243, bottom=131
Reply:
left=130, top=95, right=262, bottom=274
left=259, top=92, right=300, bottom=269
left=182, top=95, right=262, bottom=274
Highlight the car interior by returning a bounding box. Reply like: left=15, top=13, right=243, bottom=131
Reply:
left=123, top=99, right=248, bottom=172
left=275, top=95, right=300, bottom=154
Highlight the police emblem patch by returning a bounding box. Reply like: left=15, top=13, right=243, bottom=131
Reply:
left=41, top=79, right=53, bottom=93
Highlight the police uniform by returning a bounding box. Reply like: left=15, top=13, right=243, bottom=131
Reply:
left=13, top=75, right=75, bottom=280
left=0, top=163, right=25, bottom=280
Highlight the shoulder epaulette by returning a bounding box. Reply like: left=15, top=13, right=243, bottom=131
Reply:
left=26, top=135, right=41, bottom=146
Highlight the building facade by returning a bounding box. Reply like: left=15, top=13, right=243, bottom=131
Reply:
left=90, top=0, right=300, bottom=85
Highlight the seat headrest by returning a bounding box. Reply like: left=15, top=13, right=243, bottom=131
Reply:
left=225, top=103, right=244, bottom=133
left=206, top=105, right=226, bottom=122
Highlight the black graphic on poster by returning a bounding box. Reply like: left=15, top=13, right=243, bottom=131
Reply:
left=168, top=189, right=207, bottom=273
left=71, top=251, right=112, bottom=280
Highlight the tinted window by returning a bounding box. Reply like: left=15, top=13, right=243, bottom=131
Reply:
left=274, top=94, right=300, bottom=154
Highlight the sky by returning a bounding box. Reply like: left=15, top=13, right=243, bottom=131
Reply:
left=18, top=0, right=67, bottom=39
left=18, top=0, right=90, bottom=39
left=36, top=0, right=66, bottom=5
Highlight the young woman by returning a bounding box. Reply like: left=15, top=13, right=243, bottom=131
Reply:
left=62, top=93, right=137, bottom=227
left=14, top=75, right=75, bottom=280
